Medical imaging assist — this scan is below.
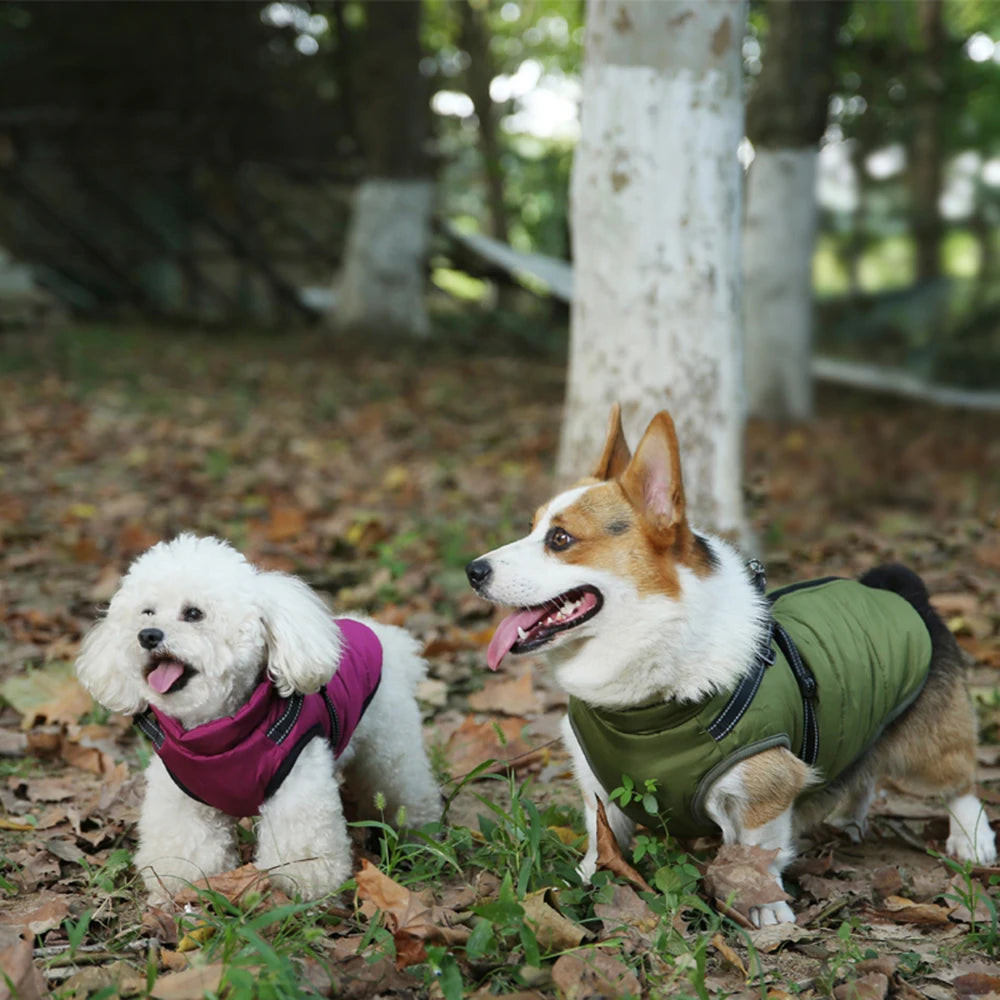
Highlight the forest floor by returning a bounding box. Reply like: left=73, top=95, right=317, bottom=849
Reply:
left=1, top=324, right=999, bottom=999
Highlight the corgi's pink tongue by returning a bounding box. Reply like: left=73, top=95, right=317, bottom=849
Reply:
left=147, top=660, right=185, bottom=694
left=487, top=608, right=547, bottom=671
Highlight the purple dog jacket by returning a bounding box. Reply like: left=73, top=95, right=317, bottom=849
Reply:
left=135, top=619, right=383, bottom=817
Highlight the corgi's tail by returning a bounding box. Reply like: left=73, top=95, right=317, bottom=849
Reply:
left=858, top=563, right=951, bottom=648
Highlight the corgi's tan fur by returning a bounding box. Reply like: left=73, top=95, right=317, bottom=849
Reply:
left=467, top=406, right=996, bottom=926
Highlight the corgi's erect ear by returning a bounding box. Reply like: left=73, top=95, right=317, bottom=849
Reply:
left=591, top=403, right=632, bottom=481
left=619, top=411, right=687, bottom=537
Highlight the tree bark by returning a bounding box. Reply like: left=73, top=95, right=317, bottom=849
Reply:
left=907, top=0, right=945, bottom=285
left=558, top=0, right=747, bottom=540
left=461, top=1, right=508, bottom=244
left=335, top=0, right=433, bottom=338
left=743, top=0, right=845, bottom=421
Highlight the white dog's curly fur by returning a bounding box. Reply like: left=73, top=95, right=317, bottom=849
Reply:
left=76, top=534, right=441, bottom=905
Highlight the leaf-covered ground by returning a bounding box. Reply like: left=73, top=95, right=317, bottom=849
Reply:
left=1, top=325, right=999, bottom=999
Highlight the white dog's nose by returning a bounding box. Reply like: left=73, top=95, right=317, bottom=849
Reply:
left=138, top=628, right=164, bottom=650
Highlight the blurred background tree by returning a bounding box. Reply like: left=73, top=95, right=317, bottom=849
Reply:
left=1, top=0, right=1000, bottom=397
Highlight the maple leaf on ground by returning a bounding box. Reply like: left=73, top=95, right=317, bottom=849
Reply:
left=355, top=859, right=470, bottom=969
left=594, top=798, right=652, bottom=893
left=702, top=843, right=791, bottom=926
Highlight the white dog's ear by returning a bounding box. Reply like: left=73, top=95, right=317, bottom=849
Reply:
left=75, top=617, right=149, bottom=716
left=255, top=572, right=343, bottom=697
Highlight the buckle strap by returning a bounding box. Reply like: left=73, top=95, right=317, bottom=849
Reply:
left=747, top=559, right=767, bottom=595
left=772, top=622, right=819, bottom=766
left=707, top=624, right=776, bottom=741
left=320, top=687, right=340, bottom=751
left=135, top=711, right=164, bottom=748
left=267, top=694, right=304, bottom=744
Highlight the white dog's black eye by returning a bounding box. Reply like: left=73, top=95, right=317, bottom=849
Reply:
left=545, top=527, right=575, bottom=552
left=182, top=606, right=204, bottom=622
left=142, top=608, right=155, bottom=616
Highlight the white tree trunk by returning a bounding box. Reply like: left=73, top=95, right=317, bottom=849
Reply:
left=336, top=178, right=433, bottom=338
left=558, top=0, right=747, bottom=539
left=743, top=148, right=817, bottom=420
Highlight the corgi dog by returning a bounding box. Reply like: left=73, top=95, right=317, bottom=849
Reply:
left=466, top=406, right=996, bottom=926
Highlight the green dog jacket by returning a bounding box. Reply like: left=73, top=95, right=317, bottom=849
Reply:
left=567, top=578, right=932, bottom=838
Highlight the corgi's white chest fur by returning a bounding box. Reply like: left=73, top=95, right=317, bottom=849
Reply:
left=483, top=480, right=769, bottom=708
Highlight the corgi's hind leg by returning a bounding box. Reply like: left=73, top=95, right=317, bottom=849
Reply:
left=704, top=746, right=815, bottom=927
left=876, top=671, right=996, bottom=865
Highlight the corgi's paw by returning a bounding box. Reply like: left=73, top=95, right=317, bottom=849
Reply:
left=946, top=795, right=997, bottom=865
left=749, top=900, right=796, bottom=928
left=829, top=815, right=868, bottom=844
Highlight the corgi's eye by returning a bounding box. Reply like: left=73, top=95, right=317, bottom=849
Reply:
left=545, top=527, right=575, bottom=552
left=182, top=606, right=204, bottom=623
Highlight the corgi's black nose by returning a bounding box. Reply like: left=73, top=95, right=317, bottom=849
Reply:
left=465, top=559, right=492, bottom=590
left=138, top=627, right=164, bottom=650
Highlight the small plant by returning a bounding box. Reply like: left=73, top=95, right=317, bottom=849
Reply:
left=174, top=885, right=331, bottom=998
left=81, top=848, right=134, bottom=894
left=936, top=852, right=1000, bottom=957
left=610, top=772, right=661, bottom=818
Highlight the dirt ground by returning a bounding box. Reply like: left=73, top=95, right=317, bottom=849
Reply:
left=1, top=326, right=999, bottom=997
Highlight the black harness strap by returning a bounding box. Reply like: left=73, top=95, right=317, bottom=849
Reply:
left=706, top=626, right=776, bottom=741
left=320, top=687, right=341, bottom=751
left=773, top=621, right=820, bottom=767
left=704, top=560, right=821, bottom=766
left=266, top=694, right=304, bottom=744
left=135, top=712, right=165, bottom=748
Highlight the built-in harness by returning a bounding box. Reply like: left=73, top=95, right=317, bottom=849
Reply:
left=135, top=618, right=382, bottom=817
left=567, top=569, right=932, bottom=838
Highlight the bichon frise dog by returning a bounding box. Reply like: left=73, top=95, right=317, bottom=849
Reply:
left=75, top=534, right=441, bottom=905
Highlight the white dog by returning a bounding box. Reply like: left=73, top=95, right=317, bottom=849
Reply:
left=76, top=534, right=441, bottom=905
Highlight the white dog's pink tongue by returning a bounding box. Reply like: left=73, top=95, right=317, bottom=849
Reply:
left=487, top=609, right=546, bottom=671
left=147, top=660, right=185, bottom=694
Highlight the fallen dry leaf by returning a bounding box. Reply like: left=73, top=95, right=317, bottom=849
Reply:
left=873, top=895, right=954, bottom=925
left=355, top=859, right=469, bottom=969
left=711, top=932, right=748, bottom=975
left=150, top=963, right=226, bottom=1000
left=521, top=889, right=587, bottom=951
left=173, top=863, right=275, bottom=907
left=551, top=949, right=642, bottom=1000
left=0, top=892, right=70, bottom=934
left=594, top=797, right=652, bottom=893
left=467, top=670, right=542, bottom=716
left=833, top=971, right=890, bottom=1000
left=444, top=714, right=538, bottom=778
left=0, top=933, right=46, bottom=1000
left=703, top=843, right=791, bottom=922
left=954, top=971, right=1000, bottom=997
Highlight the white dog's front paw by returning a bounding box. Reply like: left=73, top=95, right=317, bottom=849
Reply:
left=947, top=795, right=997, bottom=865
left=262, top=857, right=352, bottom=901
left=749, top=900, right=796, bottom=928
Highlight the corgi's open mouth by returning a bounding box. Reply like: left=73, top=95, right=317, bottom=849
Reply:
left=487, top=586, right=603, bottom=670
left=144, top=655, right=196, bottom=695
